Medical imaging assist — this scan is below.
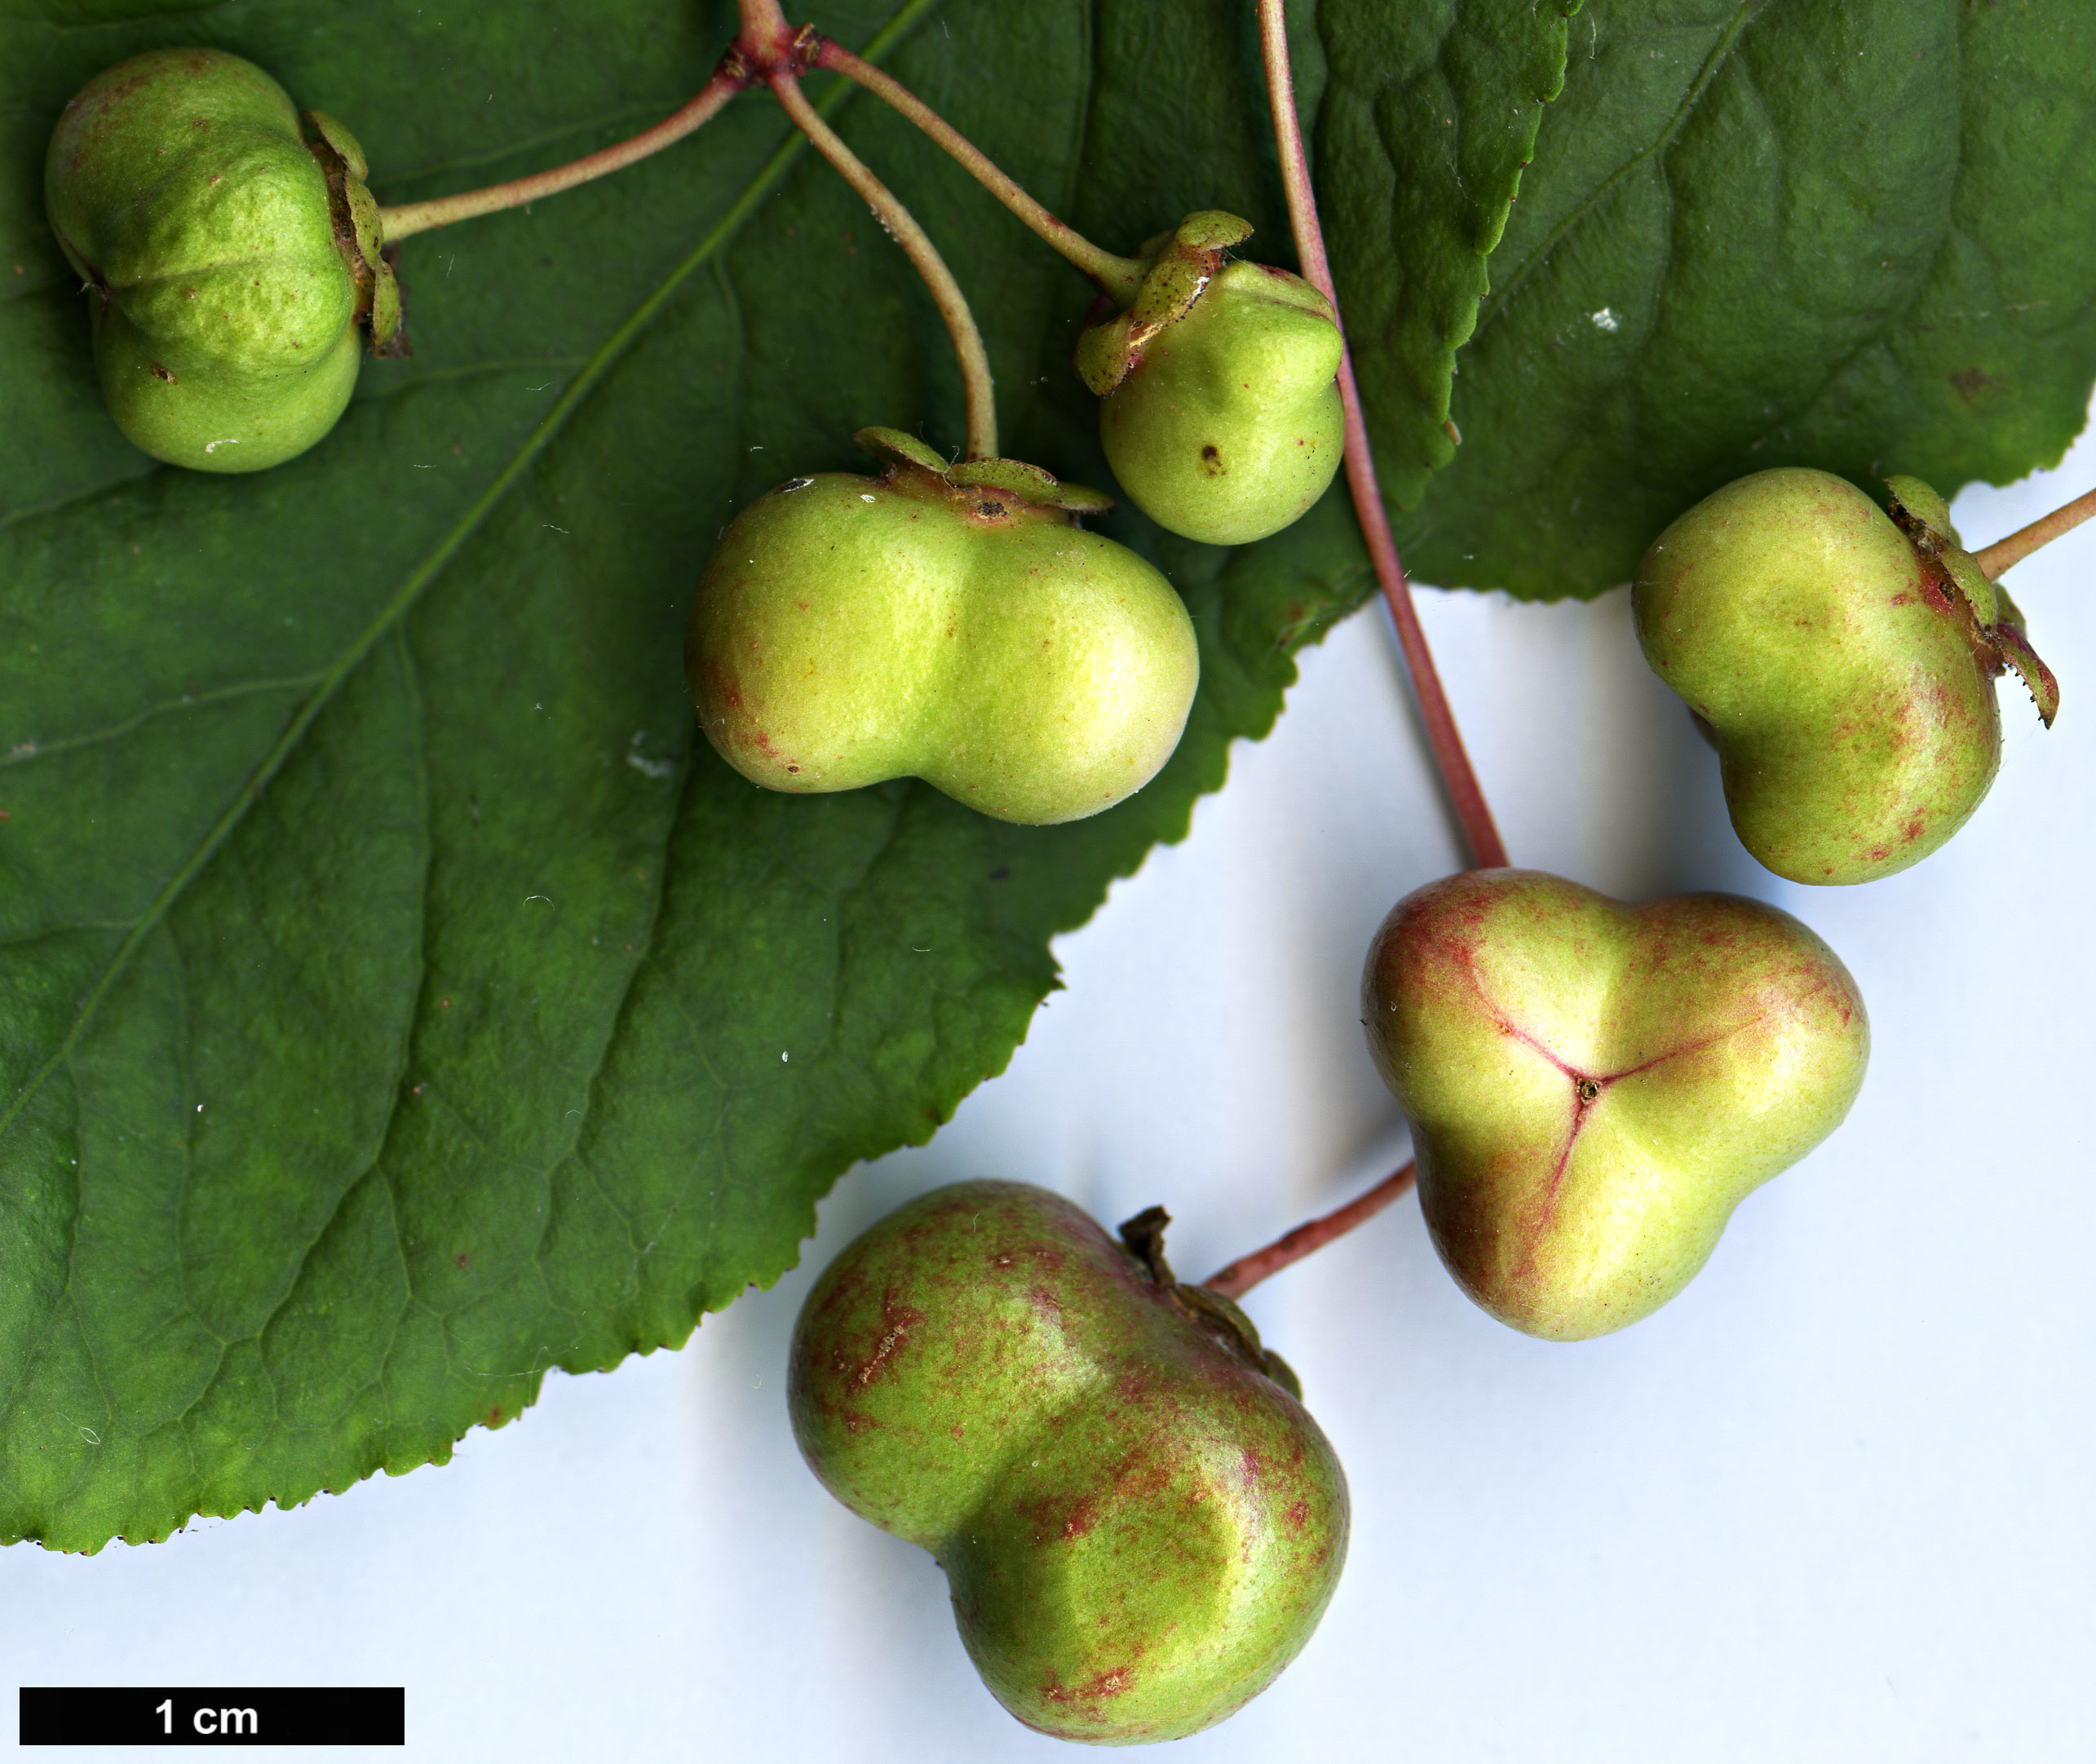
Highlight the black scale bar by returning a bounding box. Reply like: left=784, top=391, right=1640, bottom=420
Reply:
left=18, top=1689, right=404, bottom=1746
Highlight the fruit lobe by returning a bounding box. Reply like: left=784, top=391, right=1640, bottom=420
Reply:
left=1363, top=869, right=1868, bottom=1342
left=687, top=431, right=1199, bottom=825
left=45, top=47, right=366, bottom=471
left=1634, top=467, right=2007, bottom=884
left=789, top=1180, right=1348, bottom=1744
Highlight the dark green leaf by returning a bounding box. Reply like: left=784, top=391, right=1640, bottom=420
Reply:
left=1314, top=0, right=1583, bottom=510
left=0, top=0, right=1556, bottom=1551
left=1398, top=0, right=2096, bottom=599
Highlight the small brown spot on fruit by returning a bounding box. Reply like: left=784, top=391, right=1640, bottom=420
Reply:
left=150, top=363, right=176, bottom=383
left=1200, top=444, right=1225, bottom=475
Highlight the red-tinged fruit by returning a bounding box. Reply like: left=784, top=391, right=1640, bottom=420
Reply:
left=1634, top=467, right=2057, bottom=885
left=788, top=1180, right=1348, bottom=1744
left=1363, top=870, right=1869, bottom=1341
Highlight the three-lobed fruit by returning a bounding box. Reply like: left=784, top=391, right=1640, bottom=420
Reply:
left=1078, top=212, right=1343, bottom=548
left=687, top=428, right=1200, bottom=825
left=1362, top=869, right=1869, bottom=1342
left=1634, top=466, right=2057, bottom=885
left=45, top=46, right=400, bottom=472
left=789, top=1179, right=1347, bottom=1744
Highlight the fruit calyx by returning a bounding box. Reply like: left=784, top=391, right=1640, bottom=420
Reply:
left=851, top=425, right=1112, bottom=518
left=1886, top=475, right=2058, bottom=726
left=304, top=109, right=406, bottom=356
left=1072, top=210, right=1259, bottom=396
left=1115, top=1205, right=1303, bottom=1399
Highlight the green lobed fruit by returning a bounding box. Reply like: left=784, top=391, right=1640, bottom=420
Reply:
left=1363, top=869, right=1869, bottom=1342
left=1634, top=467, right=2057, bottom=885
left=686, top=428, right=1200, bottom=825
left=789, top=1180, right=1348, bottom=1744
left=1078, top=213, right=1343, bottom=548
left=44, top=47, right=400, bottom=473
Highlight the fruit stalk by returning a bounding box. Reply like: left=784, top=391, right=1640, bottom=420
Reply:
left=1203, top=1161, right=1417, bottom=1300
left=376, top=67, right=743, bottom=242
left=768, top=71, right=998, bottom=460
left=809, top=36, right=1147, bottom=302
left=1255, top=0, right=1509, bottom=870
left=1974, top=483, right=2096, bottom=580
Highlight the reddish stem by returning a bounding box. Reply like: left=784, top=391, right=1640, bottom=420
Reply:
left=737, top=0, right=801, bottom=60
left=1204, top=1162, right=1417, bottom=1300
left=1974, top=483, right=2096, bottom=580
left=767, top=69, right=998, bottom=460
left=1254, top=2, right=1509, bottom=871
left=809, top=37, right=1147, bottom=302
left=377, top=0, right=807, bottom=243
left=378, top=70, right=742, bottom=242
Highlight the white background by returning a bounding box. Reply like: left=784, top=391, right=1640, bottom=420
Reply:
left=7, top=429, right=2094, bottom=1761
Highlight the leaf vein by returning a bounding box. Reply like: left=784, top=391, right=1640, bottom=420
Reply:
left=1474, top=0, right=1758, bottom=334
left=1, top=672, right=325, bottom=768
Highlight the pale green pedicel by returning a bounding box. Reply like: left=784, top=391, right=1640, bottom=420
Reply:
left=687, top=431, right=1200, bottom=825
left=45, top=47, right=362, bottom=472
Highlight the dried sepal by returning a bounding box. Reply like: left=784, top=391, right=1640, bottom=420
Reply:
left=851, top=426, right=1113, bottom=516
left=1988, top=620, right=2060, bottom=727
left=303, top=109, right=404, bottom=354
left=1074, top=210, right=1258, bottom=396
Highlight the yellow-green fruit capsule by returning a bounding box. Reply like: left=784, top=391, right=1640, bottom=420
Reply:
left=45, top=47, right=361, bottom=472
left=687, top=431, right=1200, bottom=826
left=1364, top=870, right=1870, bottom=1341
left=1633, top=468, right=2056, bottom=884
left=1097, top=260, right=1343, bottom=546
